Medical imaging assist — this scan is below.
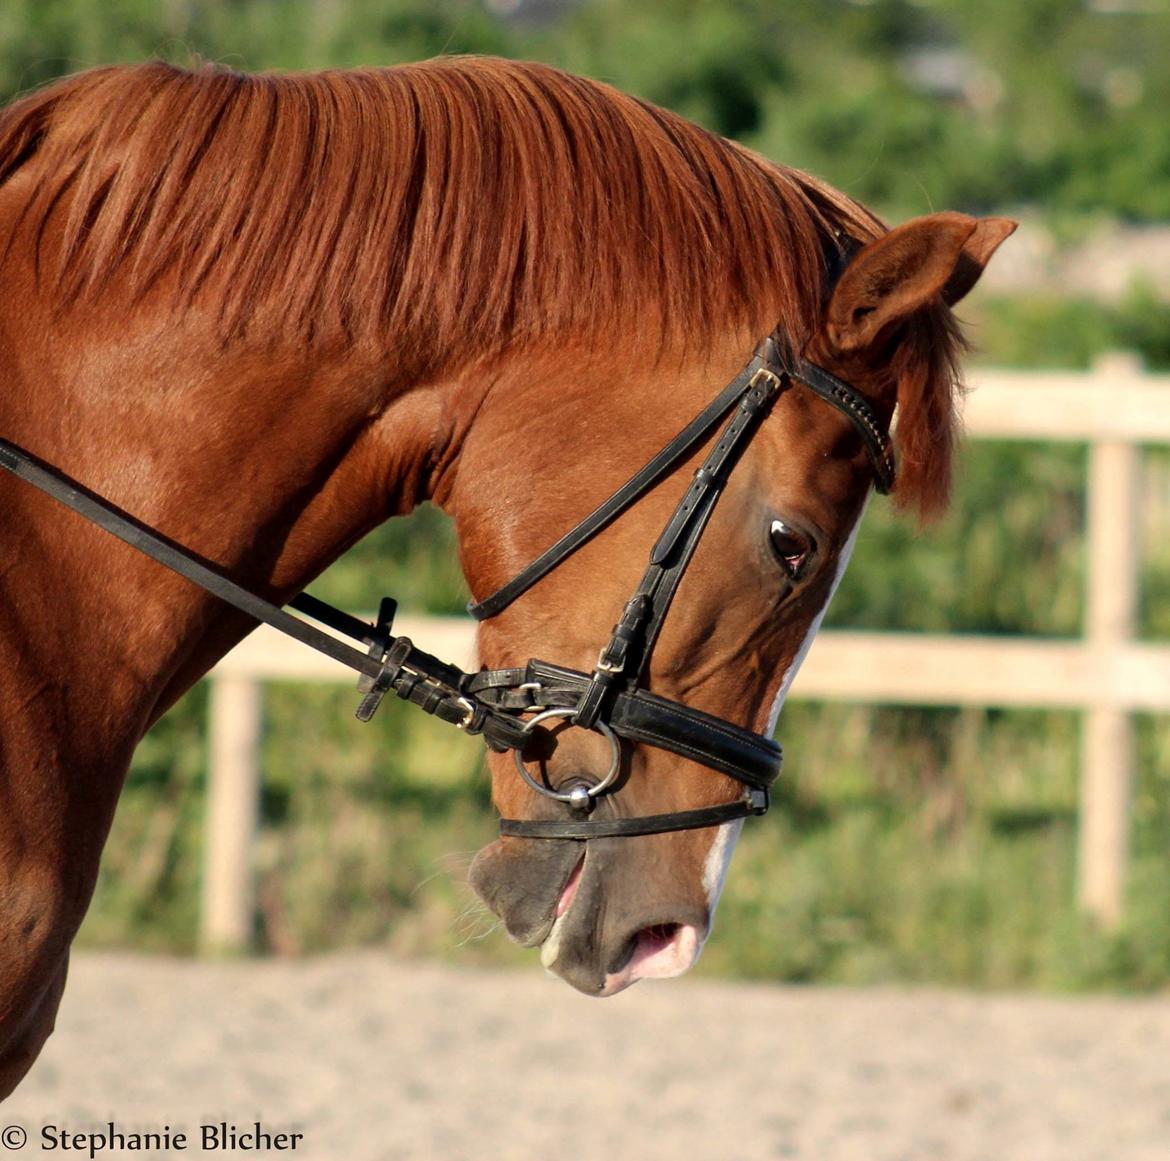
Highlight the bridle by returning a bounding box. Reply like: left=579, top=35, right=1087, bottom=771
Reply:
left=463, top=335, right=893, bottom=837
left=0, top=336, right=893, bottom=841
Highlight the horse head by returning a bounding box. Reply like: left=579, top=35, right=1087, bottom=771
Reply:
left=453, top=211, right=1014, bottom=995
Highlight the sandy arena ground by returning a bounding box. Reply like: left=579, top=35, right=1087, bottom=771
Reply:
left=4, top=952, right=1170, bottom=1160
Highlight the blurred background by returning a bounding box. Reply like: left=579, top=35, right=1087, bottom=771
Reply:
left=7, top=0, right=1170, bottom=992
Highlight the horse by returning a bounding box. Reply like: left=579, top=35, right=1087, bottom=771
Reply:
left=0, top=54, right=1013, bottom=1098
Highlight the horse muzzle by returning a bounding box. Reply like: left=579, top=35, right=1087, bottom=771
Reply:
left=469, top=834, right=712, bottom=996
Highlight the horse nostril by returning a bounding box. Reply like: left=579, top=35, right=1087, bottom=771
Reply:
left=638, top=923, right=682, bottom=957
left=606, top=921, right=702, bottom=990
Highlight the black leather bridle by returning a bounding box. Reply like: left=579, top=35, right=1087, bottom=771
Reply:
left=0, top=336, right=893, bottom=840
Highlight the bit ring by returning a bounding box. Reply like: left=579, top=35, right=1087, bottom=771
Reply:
left=513, top=707, right=621, bottom=809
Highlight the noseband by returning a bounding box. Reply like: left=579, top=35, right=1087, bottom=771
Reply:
left=0, top=337, right=893, bottom=841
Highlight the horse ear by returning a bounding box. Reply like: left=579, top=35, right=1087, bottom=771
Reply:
left=941, top=216, right=1018, bottom=307
left=825, top=212, right=1015, bottom=353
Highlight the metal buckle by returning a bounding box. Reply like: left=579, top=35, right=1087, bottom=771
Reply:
left=517, top=680, right=548, bottom=710
left=453, top=696, right=477, bottom=730
left=748, top=366, right=781, bottom=392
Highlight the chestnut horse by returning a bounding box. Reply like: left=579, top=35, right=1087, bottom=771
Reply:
left=0, top=55, right=1012, bottom=1096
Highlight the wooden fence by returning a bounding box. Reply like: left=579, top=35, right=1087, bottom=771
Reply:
left=201, top=354, right=1170, bottom=952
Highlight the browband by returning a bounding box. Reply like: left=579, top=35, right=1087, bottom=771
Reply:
left=789, top=357, right=895, bottom=493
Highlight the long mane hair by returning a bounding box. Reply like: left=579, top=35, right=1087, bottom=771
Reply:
left=0, top=55, right=960, bottom=515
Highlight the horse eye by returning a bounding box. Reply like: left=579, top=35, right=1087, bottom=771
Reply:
left=768, top=519, right=813, bottom=578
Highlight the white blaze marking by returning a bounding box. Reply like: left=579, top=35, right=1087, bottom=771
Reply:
left=701, top=502, right=869, bottom=918
left=764, top=501, right=868, bottom=734
left=701, top=818, right=745, bottom=917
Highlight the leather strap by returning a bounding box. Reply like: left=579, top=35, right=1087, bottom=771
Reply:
left=0, top=440, right=392, bottom=675
left=470, top=338, right=892, bottom=839
left=466, top=350, right=778, bottom=622
left=570, top=365, right=784, bottom=730
left=790, top=357, right=895, bottom=493
left=468, top=659, right=782, bottom=790
left=467, top=340, right=895, bottom=626
left=499, top=791, right=768, bottom=839
left=0, top=439, right=531, bottom=751
left=613, top=360, right=783, bottom=685
left=0, top=332, right=893, bottom=842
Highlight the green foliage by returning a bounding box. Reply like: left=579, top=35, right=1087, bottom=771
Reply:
left=705, top=702, right=1080, bottom=986
left=969, top=291, right=1170, bottom=371
left=529, top=0, right=1170, bottom=220
left=537, top=0, right=787, bottom=138
left=84, top=685, right=208, bottom=949
left=0, top=0, right=515, bottom=91
left=308, top=503, right=468, bottom=616
left=693, top=702, right=1170, bottom=991
left=251, top=683, right=498, bottom=956
left=829, top=442, right=1085, bottom=636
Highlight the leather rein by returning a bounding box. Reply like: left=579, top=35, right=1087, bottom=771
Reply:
left=0, top=337, right=893, bottom=841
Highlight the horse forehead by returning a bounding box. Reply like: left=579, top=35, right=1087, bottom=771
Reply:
left=751, top=391, right=878, bottom=519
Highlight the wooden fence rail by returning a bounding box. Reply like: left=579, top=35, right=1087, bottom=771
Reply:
left=200, top=355, right=1170, bottom=952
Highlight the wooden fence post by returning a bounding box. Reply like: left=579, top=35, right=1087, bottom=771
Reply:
left=200, top=673, right=261, bottom=953
left=1077, top=354, right=1142, bottom=927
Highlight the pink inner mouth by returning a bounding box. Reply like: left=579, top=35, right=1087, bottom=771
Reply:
left=556, top=854, right=585, bottom=917
left=601, top=923, right=701, bottom=995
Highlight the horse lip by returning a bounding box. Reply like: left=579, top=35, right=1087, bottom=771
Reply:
left=555, top=850, right=586, bottom=917
left=606, top=935, right=638, bottom=979
left=539, top=850, right=587, bottom=970
left=468, top=835, right=581, bottom=948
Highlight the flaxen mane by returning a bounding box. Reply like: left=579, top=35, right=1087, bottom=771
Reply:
left=0, top=55, right=960, bottom=516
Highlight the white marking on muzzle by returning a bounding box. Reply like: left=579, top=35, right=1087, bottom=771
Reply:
left=540, top=912, right=568, bottom=972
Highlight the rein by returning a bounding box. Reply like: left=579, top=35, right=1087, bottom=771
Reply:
left=0, top=338, right=893, bottom=841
